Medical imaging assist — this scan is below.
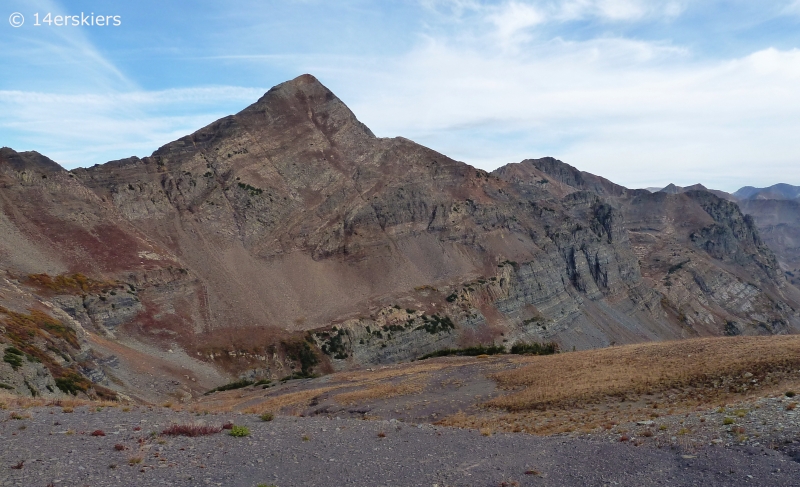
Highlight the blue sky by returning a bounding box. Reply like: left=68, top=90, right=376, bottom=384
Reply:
left=2, top=0, right=800, bottom=191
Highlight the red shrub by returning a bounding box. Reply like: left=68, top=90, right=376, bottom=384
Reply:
left=91, top=430, right=106, bottom=437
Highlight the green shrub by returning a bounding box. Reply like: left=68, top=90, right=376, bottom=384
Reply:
left=415, top=314, right=455, bottom=334
left=54, top=374, right=88, bottom=395
left=3, top=348, right=23, bottom=369
left=280, top=372, right=318, bottom=382
left=786, top=391, right=797, bottom=398
left=229, top=425, right=250, bottom=437
left=723, top=417, right=735, bottom=425
left=205, top=379, right=254, bottom=395
left=419, top=344, right=505, bottom=360
left=260, top=412, right=274, bottom=422
left=510, top=341, right=559, bottom=355
left=283, top=341, right=319, bottom=376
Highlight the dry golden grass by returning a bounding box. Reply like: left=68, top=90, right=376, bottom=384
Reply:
left=487, top=336, right=800, bottom=412
left=437, top=336, right=800, bottom=435
left=333, top=361, right=463, bottom=383
left=333, top=378, right=428, bottom=405
left=0, top=392, right=120, bottom=410
left=188, top=335, right=800, bottom=436
left=243, top=386, right=341, bottom=414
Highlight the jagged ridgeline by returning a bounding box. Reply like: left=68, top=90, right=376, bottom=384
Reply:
left=1, top=74, right=798, bottom=402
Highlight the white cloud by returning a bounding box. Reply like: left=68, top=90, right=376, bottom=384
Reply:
left=424, top=0, right=687, bottom=25
left=0, top=87, right=266, bottom=167
left=418, top=1, right=688, bottom=52
left=488, top=2, right=545, bottom=48
left=311, top=34, right=800, bottom=191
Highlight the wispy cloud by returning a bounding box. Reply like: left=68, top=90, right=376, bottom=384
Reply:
left=313, top=26, right=800, bottom=190
left=0, top=87, right=266, bottom=167
left=4, top=0, right=135, bottom=91
left=783, top=0, right=800, bottom=14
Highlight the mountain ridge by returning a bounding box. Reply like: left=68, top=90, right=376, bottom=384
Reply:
left=1, top=74, right=799, bottom=403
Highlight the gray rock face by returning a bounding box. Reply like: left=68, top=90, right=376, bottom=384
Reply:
left=53, top=291, right=143, bottom=335
left=738, top=198, right=800, bottom=287
left=0, top=345, right=61, bottom=397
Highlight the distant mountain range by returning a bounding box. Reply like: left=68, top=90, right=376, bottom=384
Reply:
left=734, top=184, right=800, bottom=201
left=645, top=183, right=800, bottom=202
left=645, top=183, right=736, bottom=202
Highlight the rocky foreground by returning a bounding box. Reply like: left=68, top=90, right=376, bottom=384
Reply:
left=1, top=403, right=799, bottom=487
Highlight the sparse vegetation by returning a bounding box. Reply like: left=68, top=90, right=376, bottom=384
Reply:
left=3, top=347, right=23, bottom=369
left=333, top=379, right=426, bottom=405
left=485, top=336, right=800, bottom=413
left=55, top=373, right=88, bottom=396
left=430, top=335, right=800, bottom=436
left=26, top=273, right=117, bottom=294
left=416, top=314, right=455, bottom=334
left=283, top=340, right=320, bottom=377
left=229, top=425, right=250, bottom=437
left=237, top=182, right=263, bottom=196
left=510, top=341, right=559, bottom=355
left=0, top=306, right=116, bottom=400
left=419, top=344, right=505, bottom=360
left=204, top=379, right=255, bottom=395
left=161, top=423, right=223, bottom=437
left=249, top=386, right=340, bottom=412
left=667, top=260, right=690, bottom=274
left=319, top=328, right=348, bottom=359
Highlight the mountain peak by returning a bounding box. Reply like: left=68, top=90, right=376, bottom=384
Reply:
left=150, top=74, right=374, bottom=160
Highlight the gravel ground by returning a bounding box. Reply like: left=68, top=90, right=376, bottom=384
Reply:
left=2, top=405, right=799, bottom=486
left=584, top=394, right=800, bottom=453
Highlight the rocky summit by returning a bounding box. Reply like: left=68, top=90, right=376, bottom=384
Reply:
left=1, top=74, right=799, bottom=403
